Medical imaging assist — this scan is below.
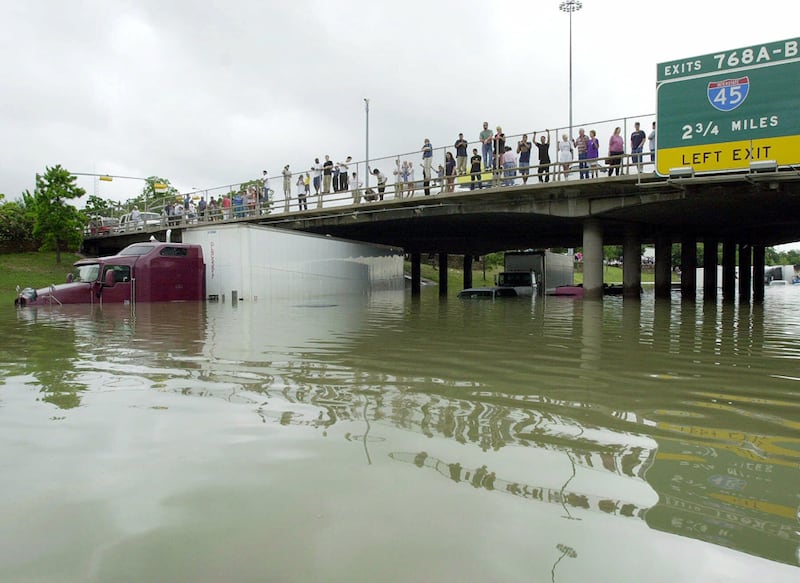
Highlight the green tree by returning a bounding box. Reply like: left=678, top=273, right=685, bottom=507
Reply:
left=140, top=176, right=179, bottom=206
left=24, top=165, right=85, bottom=264
left=83, top=194, right=116, bottom=217
left=0, top=199, right=36, bottom=250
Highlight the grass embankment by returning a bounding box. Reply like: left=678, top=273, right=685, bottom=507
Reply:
left=408, top=261, right=669, bottom=295
left=0, top=251, right=82, bottom=305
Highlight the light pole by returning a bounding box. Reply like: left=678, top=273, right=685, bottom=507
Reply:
left=364, top=98, right=370, bottom=189
left=559, top=0, right=582, bottom=142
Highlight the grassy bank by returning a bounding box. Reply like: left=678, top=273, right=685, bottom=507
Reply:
left=0, top=251, right=82, bottom=305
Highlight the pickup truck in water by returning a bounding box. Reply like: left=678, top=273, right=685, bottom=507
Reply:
left=15, top=242, right=206, bottom=307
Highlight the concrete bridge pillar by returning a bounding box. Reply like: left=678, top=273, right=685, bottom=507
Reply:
left=438, top=253, right=448, bottom=296
left=753, top=245, right=765, bottom=303
left=722, top=239, right=736, bottom=302
left=582, top=219, right=604, bottom=299
left=411, top=253, right=421, bottom=296
left=680, top=235, right=697, bottom=300
left=738, top=244, right=752, bottom=303
left=463, top=255, right=473, bottom=289
left=703, top=238, right=718, bottom=302
left=654, top=233, right=672, bottom=299
left=622, top=227, right=641, bottom=299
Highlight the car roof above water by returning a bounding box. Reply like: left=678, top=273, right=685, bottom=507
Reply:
left=457, top=287, right=518, bottom=299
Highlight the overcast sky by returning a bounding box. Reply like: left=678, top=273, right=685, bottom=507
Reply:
left=3, top=0, right=797, bottom=209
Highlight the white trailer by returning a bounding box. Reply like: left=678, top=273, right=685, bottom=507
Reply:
left=182, top=223, right=404, bottom=301
left=500, top=251, right=574, bottom=296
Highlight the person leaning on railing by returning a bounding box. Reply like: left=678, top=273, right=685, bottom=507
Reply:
left=607, top=126, right=624, bottom=177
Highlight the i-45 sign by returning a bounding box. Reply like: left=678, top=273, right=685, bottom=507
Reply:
left=656, top=37, right=800, bottom=175
left=707, top=77, right=749, bottom=112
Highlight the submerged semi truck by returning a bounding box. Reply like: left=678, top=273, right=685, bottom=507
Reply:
left=15, top=242, right=206, bottom=307
left=16, top=224, right=405, bottom=307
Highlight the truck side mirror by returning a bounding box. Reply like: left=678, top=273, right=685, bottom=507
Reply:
left=66, top=273, right=73, bottom=283
left=105, top=269, right=116, bottom=287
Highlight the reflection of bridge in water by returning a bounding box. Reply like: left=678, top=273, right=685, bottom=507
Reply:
left=242, top=379, right=800, bottom=567
left=83, top=113, right=800, bottom=301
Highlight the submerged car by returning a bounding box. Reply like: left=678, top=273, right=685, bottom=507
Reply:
left=457, top=286, right=518, bottom=299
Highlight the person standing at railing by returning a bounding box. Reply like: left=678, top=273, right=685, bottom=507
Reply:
left=282, top=165, right=291, bottom=211
left=501, top=147, right=517, bottom=186
left=208, top=197, right=218, bottom=220
left=587, top=130, right=600, bottom=178
left=221, top=194, right=231, bottom=220
left=311, top=158, right=322, bottom=195
left=454, top=133, right=468, bottom=175
left=445, top=152, right=457, bottom=192
left=480, top=122, right=493, bottom=170
left=493, top=127, right=505, bottom=173
left=339, top=156, right=351, bottom=191
left=405, top=162, right=415, bottom=197
left=557, top=134, right=573, bottom=180
left=332, top=164, right=341, bottom=193
left=573, top=128, right=590, bottom=179
left=393, top=158, right=404, bottom=198
left=350, top=172, right=362, bottom=205
left=436, top=164, right=445, bottom=193
left=631, top=122, right=647, bottom=173
left=470, top=148, right=483, bottom=190
left=369, top=167, right=387, bottom=200
left=322, top=155, right=333, bottom=194
left=296, top=174, right=307, bottom=210
left=421, top=138, right=433, bottom=181
left=648, top=122, right=656, bottom=163
left=608, top=126, right=624, bottom=176
left=534, top=130, right=551, bottom=183
left=517, top=134, right=532, bottom=184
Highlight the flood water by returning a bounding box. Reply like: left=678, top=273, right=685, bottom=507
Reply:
left=1, top=287, right=799, bottom=582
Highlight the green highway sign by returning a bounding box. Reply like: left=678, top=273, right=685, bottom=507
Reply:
left=656, top=37, right=800, bottom=175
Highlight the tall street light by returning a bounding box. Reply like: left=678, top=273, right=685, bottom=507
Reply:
left=364, top=98, right=370, bottom=189
left=559, top=0, right=583, bottom=142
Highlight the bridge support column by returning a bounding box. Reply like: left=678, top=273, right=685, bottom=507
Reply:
left=680, top=235, right=697, bottom=300
left=463, top=255, right=473, bottom=289
left=654, top=232, right=672, bottom=299
left=622, top=227, right=641, bottom=299
left=703, top=238, right=718, bottom=302
left=738, top=244, right=752, bottom=303
left=722, top=239, right=736, bottom=302
left=582, top=219, right=603, bottom=300
left=411, top=253, right=421, bottom=296
left=753, top=245, right=765, bottom=303
left=438, top=253, right=448, bottom=296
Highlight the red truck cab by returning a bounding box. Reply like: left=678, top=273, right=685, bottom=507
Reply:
left=15, top=242, right=206, bottom=306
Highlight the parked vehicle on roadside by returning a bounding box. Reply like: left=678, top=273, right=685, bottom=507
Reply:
left=117, top=211, right=162, bottom=232
left=86, top=216, right=119, bottom=236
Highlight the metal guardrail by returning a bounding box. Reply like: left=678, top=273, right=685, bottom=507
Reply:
left=89, top=113, right=660, bottom=233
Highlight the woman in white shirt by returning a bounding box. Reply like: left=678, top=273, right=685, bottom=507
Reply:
left=557, top=134, right=573, bottom=181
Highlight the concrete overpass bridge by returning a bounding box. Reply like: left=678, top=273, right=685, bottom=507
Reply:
left=84, top=169, right=800, bottom=301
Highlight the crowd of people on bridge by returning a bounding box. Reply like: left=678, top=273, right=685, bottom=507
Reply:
left=139, top=119, right=659, bottom=228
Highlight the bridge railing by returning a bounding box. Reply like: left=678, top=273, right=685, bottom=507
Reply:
left=98, top=112, right=658, bottom=234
